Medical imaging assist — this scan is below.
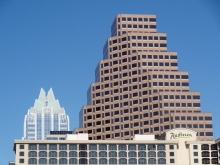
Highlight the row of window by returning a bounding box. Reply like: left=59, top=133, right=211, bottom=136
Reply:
left=119, top=17, right=156, bottom=22
left=23, top=157, right=169, bottom=164
left=89, top=128, right=213, bottom=140
left=131, top=42, right=166, bottom=47
left=120, top=24, right=156, bottom=29
left=86, top=106, right=199, bottom=116
left=28, top=144, right=165, bottom=151
left=91, top=125, right=213, bottom=137
left=100, top=80, right=186, bottom=89
left=87, top=122, right=212, bottom=134
left=201, top=158, right=218, bottom=164
left=27, top=151, right=167, bottom=158
left=110, top=36, right=166, bottom=46
left=86, top=115, right=210, bottom=126
left=201, top=151, right=218, bottom=157
left=110, top=43, right=167, bottom=52
left=88, top=121, right=208, bottom=132
left=164, top=94, right=198, bottom=99
left=175, top=125, right=213, bottom=134
left=164, top=102, right=199, bottom=107
left=94, top=87, right=187, bottom=97
left=152, top=82, right=188, bottom=86
left=94, top=100, right=199, bottom=109
left=102, top=62, right=178, bottom=73
left=94, top=94, right=198, bottom=103
left=102, top=58, right=177, bottom=69
left=201, top=144, right=217, bottom=150
left=109, top=54, right=175, bottom=61
left=175, top=116, right=211, bottom=121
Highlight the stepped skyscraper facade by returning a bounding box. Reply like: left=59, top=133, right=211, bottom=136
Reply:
left=23, top=88, right=70, bottom=140
left=74, top=14, right=213, bottom=141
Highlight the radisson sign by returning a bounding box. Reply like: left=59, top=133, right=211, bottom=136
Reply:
left=170, top=132, right=192, bottom=139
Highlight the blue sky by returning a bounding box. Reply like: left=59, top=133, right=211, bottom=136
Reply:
left=0, top=0, right=220, bottom=164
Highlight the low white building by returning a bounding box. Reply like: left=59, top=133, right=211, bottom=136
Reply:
left=14, top=128, right=219, bottom=165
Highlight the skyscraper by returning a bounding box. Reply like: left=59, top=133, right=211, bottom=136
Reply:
left=23, top=88, right=70, bottom=140
left=74, top=14, right=213, bottom=141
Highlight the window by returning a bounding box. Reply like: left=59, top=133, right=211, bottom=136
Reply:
left=29, top=151, right=37, bottom=157
left=19, top=159, right=24, bottom=163
left=49, top=158, right=57, bottom=164
left=157, top=144, right=165, bottom=150
left=29, top=144, right=37, bottom=150
left=49, top=151, right=57, bottom=157
left=119, top=151, right=127, bottom=157
left=169, top=145, right=174, bottom=150
left=138, top=144, right=146, bottom=150
left=98, top=144, right=106, bottom=150
left=158, top=158, right=166, bottom=164
left=59, top=158, right=67, bottom=164
left=206, top=132, right=213, bottom=136
left=129, top=158, right=137, bottom=164
left=158, top=151, right=166, bottom=157
left=137, top=158, right=146, bottom=164
left=194, top=159, right=199, bottom=163
left=194, top=152, right=198, bottom=156
left=148, top=144, right=156, bottom=150
left=128, top=151, right=137, bottom=157
left=211, top=151, right=218, bottom=157
left=99, top=158, right=107, bottom=164
left=119, top=158, right=127, bottom=164
left=28, top=158, right=37, bottom=164
left=148, top=158, right=156, bottom=164
left=202, top=151, right=210, bottom=157
left=202, top=144, right=209, bottom=150
left=69, top=158, right=77, bottom=164
left=89, top=158, right=97, bottom=164
left=20, top=145, right=24, bottom=149
left=49, top=144, right=57, bottom=150
left=170, top=159, right=175, bottom=163
left=193, top=145, right=198, bottom=149
left=39, top=151, right=47, bottom=157
left=118, top=144, right=127, bottom=151
left=99, top=151, right=107, bottom=157
left=59, top=144, right=67, bottom=150
left=39, top=158, right=47, bottom=164
left=202, top=158, right=210, bottom=164
left=69, top=151, right=78, bottom=157
left=211, top=144, right=217, bottom=150
left=205, top=116, right=212, bottom=120
left=79, top=151, right=87, bottom=157
left=59, top=151, right=67, bottom=157
left=20, top=152, right=24, bottom=156
left=79, top=158, right=87, bottom=164
left=109, top=158, right=117, bottom=164
left=128, top=144, right=136, bottom=150
left=170, top=152, right=174, bottom=156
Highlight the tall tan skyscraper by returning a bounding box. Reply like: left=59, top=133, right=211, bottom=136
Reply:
left=74, top=14, right=213, bottom=141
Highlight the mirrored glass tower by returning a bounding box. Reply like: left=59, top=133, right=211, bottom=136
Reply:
left=23, top=88, right=70, bottom=140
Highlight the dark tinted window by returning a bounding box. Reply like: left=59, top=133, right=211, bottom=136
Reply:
left=149, top=18, right=156, bottom=22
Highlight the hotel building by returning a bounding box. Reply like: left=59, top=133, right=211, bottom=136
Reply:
left=13, top=128, right=219, bottom=165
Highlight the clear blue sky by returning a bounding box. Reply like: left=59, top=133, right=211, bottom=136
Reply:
left=0, top=0, right=220, bottom=164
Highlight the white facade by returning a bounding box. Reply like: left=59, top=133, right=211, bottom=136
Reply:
left=23, top=88, right=70, bottom=140
left=14, top=128, right=219, bottom=165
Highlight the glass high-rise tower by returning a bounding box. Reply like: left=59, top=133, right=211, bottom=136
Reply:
left=74, top=14, right=213, bottom=141
left=23, top=88, right=70, bottom=140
